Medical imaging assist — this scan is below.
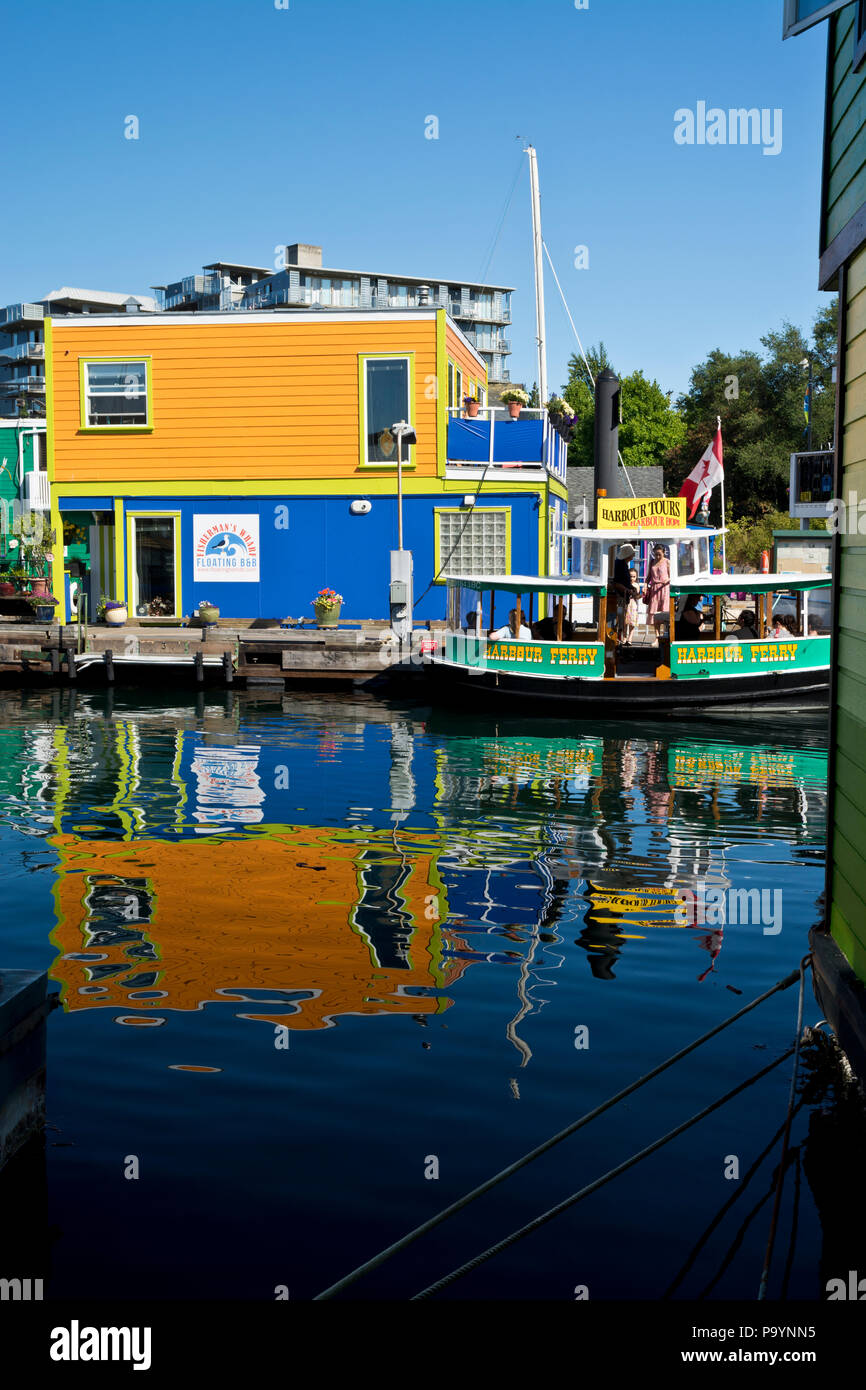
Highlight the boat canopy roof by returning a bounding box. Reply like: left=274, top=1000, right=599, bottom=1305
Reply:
left=565, top=526, right=726, bottom=542
left=446, top=573, right=605, bottom=595
left=672, top=572, right=831, bottom=596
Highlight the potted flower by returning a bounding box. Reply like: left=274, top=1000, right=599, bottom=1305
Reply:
left=0, top=569, right=14, bottom=598
left=500, top=387, right=531, bottom=419
left=464, top=395, right=480, bottom=418
left=197, top=599, right=220, bottom=626
left=312, top=588, right=343, bottom=628
left=97, top=596, right=128, bottom=626
left=26, top=592, right=59, bottom=623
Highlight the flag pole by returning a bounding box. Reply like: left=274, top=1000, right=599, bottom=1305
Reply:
left=717, top=415, right=727, bottom=572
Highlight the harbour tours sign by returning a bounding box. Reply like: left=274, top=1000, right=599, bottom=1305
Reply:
left=193, top=515, right=260, bottom=582
left=596, top=496, right=686, bottom=530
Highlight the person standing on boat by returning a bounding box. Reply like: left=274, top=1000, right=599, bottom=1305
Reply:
left=642, top=545, right=670, bottom=642
left=613, top=544, right=639, bottom=640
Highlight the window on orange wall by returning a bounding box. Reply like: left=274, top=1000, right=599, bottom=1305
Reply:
left=82, top=359, right=150, bottom=428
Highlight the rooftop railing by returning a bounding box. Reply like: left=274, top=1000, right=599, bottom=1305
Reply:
left=446, top=406, right=568, bottom=481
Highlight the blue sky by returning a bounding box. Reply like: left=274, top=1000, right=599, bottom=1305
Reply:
left=2, top=0, right=832, bottom=396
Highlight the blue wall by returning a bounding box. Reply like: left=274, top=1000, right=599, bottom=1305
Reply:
left=60, top=490, right=545, bottom=622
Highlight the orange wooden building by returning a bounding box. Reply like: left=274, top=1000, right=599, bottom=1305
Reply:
left=45, top=308, right=569, bottom=623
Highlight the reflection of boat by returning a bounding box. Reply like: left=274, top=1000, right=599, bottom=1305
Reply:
left=432, top=536, right=831, bottom=713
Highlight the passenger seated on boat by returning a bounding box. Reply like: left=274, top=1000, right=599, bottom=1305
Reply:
left=463, top=612, right=482, bottom=634
left=490, top=608, right=532, bottom=641
left=725, top=609, right=758, bottom=641
left=531, top=615, right=576, bottom=640
left=674, top=595, right=704, bottom=641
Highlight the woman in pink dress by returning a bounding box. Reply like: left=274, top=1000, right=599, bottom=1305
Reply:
left=642, top=545, right=670, bottom=640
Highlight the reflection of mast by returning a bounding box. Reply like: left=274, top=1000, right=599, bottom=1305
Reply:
left=389, top=724, right=416, bottom=824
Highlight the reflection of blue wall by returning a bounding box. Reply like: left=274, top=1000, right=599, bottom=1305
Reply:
left=58, top=491, right=544, bottom=621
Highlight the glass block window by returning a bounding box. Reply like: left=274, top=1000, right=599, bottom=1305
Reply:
left=437, top=509, right=509, bottom=579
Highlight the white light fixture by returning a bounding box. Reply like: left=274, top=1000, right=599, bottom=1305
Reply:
left=463, top=495, right=476, bottom=507
left=350, top=499, right=372, bottom=515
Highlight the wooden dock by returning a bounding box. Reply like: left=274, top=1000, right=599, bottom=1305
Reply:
left=0, top=621, right=438, bottom=689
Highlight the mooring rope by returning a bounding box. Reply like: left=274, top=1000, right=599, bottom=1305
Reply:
left=411, top=1048, right=795, bottom=1300
left=757, top=953, right=811, bottom=1300
left=314, top=967, right=800, bottom=1300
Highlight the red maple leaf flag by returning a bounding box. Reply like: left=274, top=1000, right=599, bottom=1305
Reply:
left=679, top=422, right=724, bottom=519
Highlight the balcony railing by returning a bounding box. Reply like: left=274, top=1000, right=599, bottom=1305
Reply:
left=0, top=341, right=44, bottom=363
left=0, top=303, right=44, bottom=330
left=446, top=407, right=568, bottom=481
left=0, top=375, right=45, bottom=393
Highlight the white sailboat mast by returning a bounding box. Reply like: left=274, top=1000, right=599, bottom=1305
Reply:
left=525, top=144, right=547, bottom=407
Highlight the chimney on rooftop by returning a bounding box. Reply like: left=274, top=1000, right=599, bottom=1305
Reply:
left=285, top=243, right=323, bottom=268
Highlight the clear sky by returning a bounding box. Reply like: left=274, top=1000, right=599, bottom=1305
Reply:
left=1, top=0, right=832, bottom=397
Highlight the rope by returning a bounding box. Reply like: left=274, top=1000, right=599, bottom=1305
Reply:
left=662, top=1098, right=806, bottom=1298
left=476, top=155, right=526, bottom=287
left=541, top=240, right=636, bottom=499
left=757, top=953, right=810, bottom=1299
left=413, top=459, right=494, bottom=609
left=412, top=1048, right=794, bottom=1300
left=313, top=967, right=800, bottom=1299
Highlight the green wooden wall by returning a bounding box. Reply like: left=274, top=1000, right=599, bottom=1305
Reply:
left=825, top=4, right=866, bottom=248
left=829, top=243, right=866, bottom=978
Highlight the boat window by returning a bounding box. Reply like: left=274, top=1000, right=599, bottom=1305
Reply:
left=677, top=540, right=696, bottom=576
left=571, top=538, right=581, bottom=574
left=698, top=537, right=710, bottom=573
left=447, top=584, right=461, bottom=631
left=584, top=540, right=601, bottom=577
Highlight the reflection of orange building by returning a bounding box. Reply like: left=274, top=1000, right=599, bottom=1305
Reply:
left=50, top=827, right=466, bottom=1030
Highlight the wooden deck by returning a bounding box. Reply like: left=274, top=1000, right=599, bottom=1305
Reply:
left=0, top=621, right=438, bottom=688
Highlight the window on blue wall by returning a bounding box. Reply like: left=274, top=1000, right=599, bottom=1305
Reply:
left=363, top=356, right=412, bottom=464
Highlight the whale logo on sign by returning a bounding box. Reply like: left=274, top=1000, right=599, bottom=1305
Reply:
left=194, top=514, right=260, bottom=582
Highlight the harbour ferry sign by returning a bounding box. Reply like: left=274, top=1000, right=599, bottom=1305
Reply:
left=596, top=496, right=686, bottom=530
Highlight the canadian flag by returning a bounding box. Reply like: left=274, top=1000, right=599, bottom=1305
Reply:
left=679, top=420, right=723, bottom=519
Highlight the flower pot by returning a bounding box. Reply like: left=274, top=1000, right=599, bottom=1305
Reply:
left=314, top=603, right=341, bottom=628
left=105, top=607, right=128, bottom=626
left=32, top=603, right=56, bottom=622
left=198, top=604, right=220, bottom=625
left=465, top=401, right=480, bottom=418
left=507, top=401, right=522, bottom=419
left=0, top=582, right=14, bottom=597
left=30, top=577, right=50, bottom=596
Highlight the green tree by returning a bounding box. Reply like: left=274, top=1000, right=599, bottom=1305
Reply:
left=560, top=343, right=684, bottom=470
left=671, top=300, right=837, bottom=519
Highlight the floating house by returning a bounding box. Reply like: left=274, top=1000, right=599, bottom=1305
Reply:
left=787, top=0, right=866, bottom=1076
left=44, top=308, right=568, bottom=624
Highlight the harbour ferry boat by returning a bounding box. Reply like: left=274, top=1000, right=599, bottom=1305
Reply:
left=431, top=523, right=831, bottom=715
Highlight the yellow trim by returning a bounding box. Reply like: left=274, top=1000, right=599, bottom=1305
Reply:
left=78, top=355, right=153, bottom=433
left=436, top=309, right=447, bottom=478
left=113, top=499, right=125, bottom=601
left=54, top=475, right=553, bottom=499
left=358, top=352, right=416, bottom=469
left=432, top=505, right=511, bottom=585
left=44, top=318, right=68, bottom=624
left=126, top=510, right=181, bottom=617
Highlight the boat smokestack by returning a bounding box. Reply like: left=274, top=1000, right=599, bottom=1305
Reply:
left=593, top=368, right=621, bottom=522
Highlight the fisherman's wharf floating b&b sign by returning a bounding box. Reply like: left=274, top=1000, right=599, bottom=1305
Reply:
left=193, top=515, right=260, bottom=582
left=596, top=497, right=686, bottom=530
